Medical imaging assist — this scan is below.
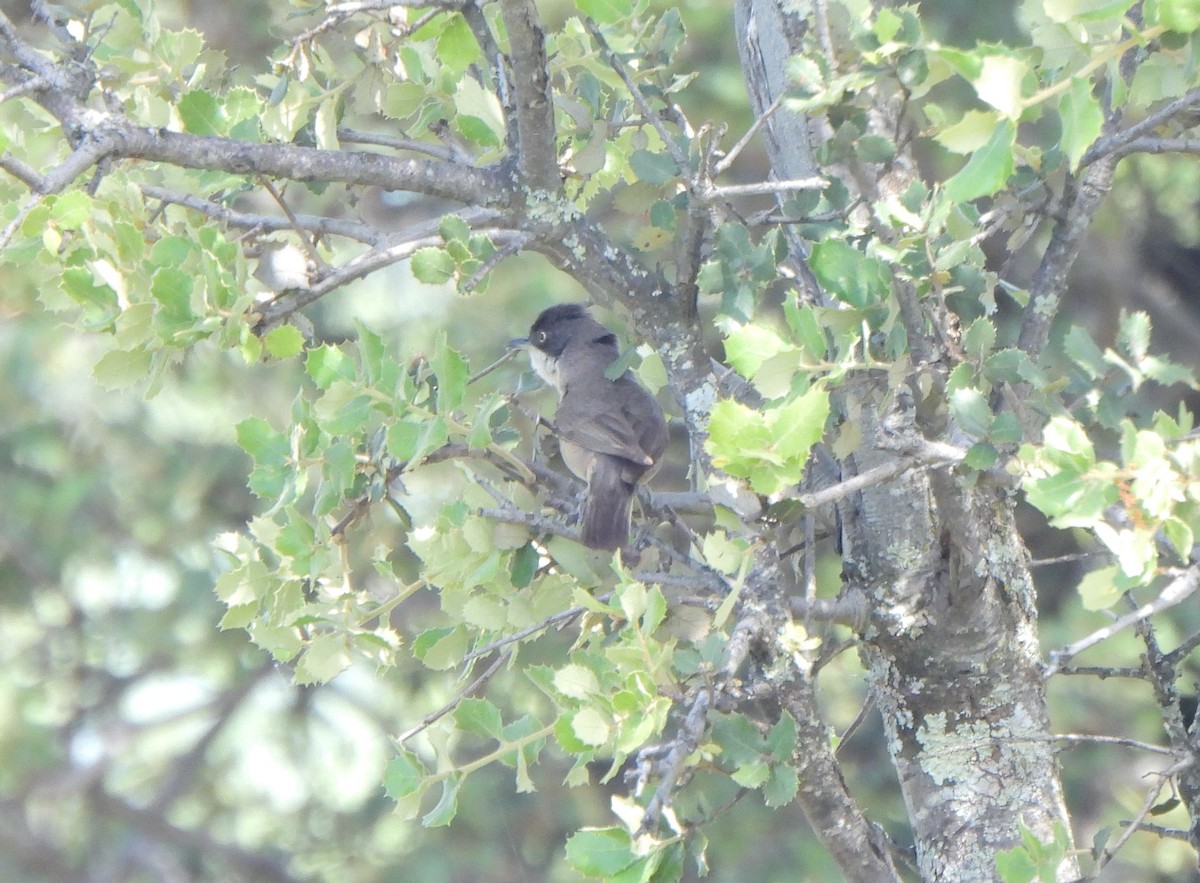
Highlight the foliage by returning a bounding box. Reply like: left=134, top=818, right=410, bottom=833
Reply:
left=5, top=0, right=1200, bottom=880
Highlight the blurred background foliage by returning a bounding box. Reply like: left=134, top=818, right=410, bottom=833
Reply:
left=3, top=0, right=1200, bottom=880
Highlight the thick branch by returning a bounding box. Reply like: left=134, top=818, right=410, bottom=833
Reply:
left=141, top=185, right=384, bottom=245
left=499, top=0, right=559, bottom=191
left=1016, top=155, right=1117, bottom=358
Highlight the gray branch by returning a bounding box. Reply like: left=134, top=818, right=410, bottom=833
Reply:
left=499, top=0, right=559, bottom=192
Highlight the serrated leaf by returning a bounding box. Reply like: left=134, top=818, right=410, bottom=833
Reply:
left=555, top=663, right=601, bottom=699
left=411, top=247, right=456, bottom=284
left=629, top=148, right=679, bottom=184
left=436, top=14, right=478, bottom=73
left=295, top=634, right=352, bottom=685
left=422, top=774, right=462, bottom=827
left=571, top=708, right=611, bottom=746
left=263, top=324, right=305, bottom=359
left=1077, top=564, right=1123, bottom=611
left=809, top=239, right=890, bottom=309
left=565, top=828, right=637, bottom=877
left=763, top=764, right=798, bottom=807
left=455, top=697, right=504, bottom=738
left=383, top=750, right=427, bottom=799
left=1059, top=77, right=1103, bottom=170
left=963, top=317, right=997, bottom=361
left=944, top=121, right=1014, bottom=203
left=93, top=348, right=153, bottom=389
left=576, top=0, right=634, bottom=25
left=439, top=214, right=470, bottom=243
left=236, top=416, right=290, bottom=488
left=950, top=387, right=991, bottom=437
left=1118, top=310, right=1152, bottom=361
left=769, top=384, right=830, bottom=462
left=306, top=344, right=356, bottom=388
left=178, top=89, right=225, bottom=136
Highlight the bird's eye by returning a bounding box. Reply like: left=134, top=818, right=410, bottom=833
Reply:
left=535, top=331, right=548, bottom=344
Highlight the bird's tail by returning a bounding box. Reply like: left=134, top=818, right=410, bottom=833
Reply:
left=581, top=460, right=635, bottom=550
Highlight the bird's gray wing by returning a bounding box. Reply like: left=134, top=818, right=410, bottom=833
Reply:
left=554, top=395, right=654, bottom=465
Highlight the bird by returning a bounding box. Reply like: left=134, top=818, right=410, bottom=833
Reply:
left=511, top=304, right=668, bottom=550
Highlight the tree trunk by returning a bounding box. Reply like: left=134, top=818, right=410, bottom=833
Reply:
left=734, top=2, right=1079, bottom=879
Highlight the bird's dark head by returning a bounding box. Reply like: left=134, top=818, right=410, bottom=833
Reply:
left=527, top=303, right=594, bottom=358
left=510, top=304, right=617, bottom=391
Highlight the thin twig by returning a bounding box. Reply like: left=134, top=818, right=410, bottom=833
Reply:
left=394, top=650, right=510, bottom=745
left=259, top=176, right=332, bottom=276
left=461, top=605, right=588, bottom=665
left=715, top=92, right=785, bottom=175
left=1055, top=665, right=1146, bottom=680
left=140, top=184, right=382, bottom=244
left=1045, top=567, right=1200, bottom=677
left=337, top=128, right=464, bottom=163
left=709, top=177, right=826, bottom=199
left=1082, top=85, right=1200, bottom=166
left=796, top=445, right=965, bottom=511
left=637, top=689, right=711, bottom=835
left=584, top=18, right=689, bottom=170
left=1093, top=758, right=1194, bottom=876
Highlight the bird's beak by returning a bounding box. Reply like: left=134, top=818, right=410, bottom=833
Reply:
left=508, top=337, right=530, bottom=350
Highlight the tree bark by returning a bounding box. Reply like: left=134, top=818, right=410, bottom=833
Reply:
left=734, top=1, right=1079, bottom=879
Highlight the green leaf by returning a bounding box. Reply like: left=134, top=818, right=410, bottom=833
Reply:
left=1076, top=564, right=1123, bottom=611
left=455, top=698, right=504, bottom=739
left=571, top=708, right=612, bottom=746
left=436, top=14, right=479, bottom=73
left=1118, top=310, right=1152, bottom=361
left=383, top=750, right=427, bottom=799
left=629, top=149, right=679, bottom=184
left=763, top=764, right=798, bottom=808
left=950, top=387, right=991, bottom=437
left=295, top=634, right=352, bottom=685
left=510, top=542, right=538, bottom=587
left=809, top=239, right=890, bottom=309
left=972, top=54, right=1028, bottom=119
left=1059, top=77, right=1103, bottom=170
left=965, top=442, right=999, bottom=470
left=49, top=191, right=92, bottom=230
left=856, top=134, right=895, bottom=163
left=422, top=774, right=462, bottom=827
left=1159, top=0, right=1200, bottom=32
left=178, top=89, right=225, bottom=135
left=936, top=109, right=1004, bottom=154
left=766, top=712, right=798, bottom=761
left=458, top=114, right=502, bottom=148
left=963, top=317, right=997, bottom=361
left=576, top=0, right=634, bottom=25
left=306, top=344, right=356, bottom=389
left=92, top=348, right=153, bottom=389
left=263, top=324, right=305, bottom=359
left=724, top=324, right=794, bottom=380
left=430, top=333, right=469, bottom=411
left=555, top=663, right=602, bottom=700
left=439, top=214, right=470, bottom=243
left=943, top=121, right=1014, bottom=204
left=411, top=247, right=456, bottom=284
left=566, top=828, right=638, bottom=877
left=1063, top=326, right=1107, bottom=378
left=769, top=385, right=830, bottom=462
left=412, top=625, right=468, bottom=670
